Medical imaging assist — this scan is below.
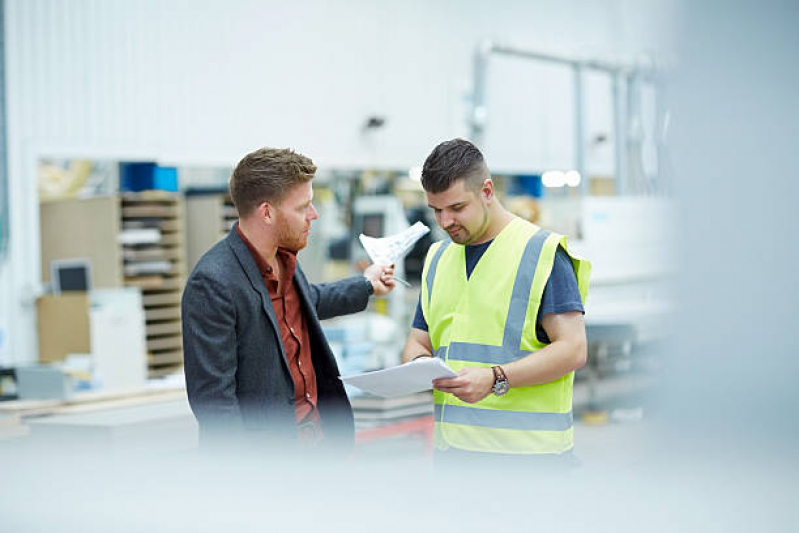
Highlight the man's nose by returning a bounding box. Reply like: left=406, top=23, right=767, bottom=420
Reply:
left=308, top=203, right=319, bottom=221
left=439, top=210, right=453, bottom=228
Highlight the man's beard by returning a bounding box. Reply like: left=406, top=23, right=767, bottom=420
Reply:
left=276, top=215, right=309, bottom=252
left=448, top=205, right=489, bottom=245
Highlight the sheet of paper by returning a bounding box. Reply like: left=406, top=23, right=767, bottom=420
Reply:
left=359, top=221, right=430, bottom=265
left=342, top=358, right=457, bottom=398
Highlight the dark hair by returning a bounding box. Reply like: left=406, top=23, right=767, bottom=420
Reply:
left=229, top=148, right=316, bottom=216
left=421, top=138, right=488, bottom=193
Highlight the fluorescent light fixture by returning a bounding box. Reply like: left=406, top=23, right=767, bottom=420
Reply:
left=542, top=170, right=566, bottom=188
left=565, top=170, right=581, bottom=187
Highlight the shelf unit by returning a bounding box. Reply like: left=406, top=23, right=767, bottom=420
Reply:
left=40, top=191, right=188, bottom=378
left=185, top=193, right=238, bottom=272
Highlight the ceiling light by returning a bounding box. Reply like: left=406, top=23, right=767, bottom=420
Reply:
left=565, top=170, right=581, bottom=187
left=542, top=171, right=566, bottom=188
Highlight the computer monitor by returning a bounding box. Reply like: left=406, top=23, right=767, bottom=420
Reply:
left=50, top=258, right=92, bottom=294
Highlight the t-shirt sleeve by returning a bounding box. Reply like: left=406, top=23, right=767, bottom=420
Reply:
left=411, top=294, right=429, bottom=331
left=540, top=245, right=585, bottom=316
left=535, top=245, right=585, bottom=343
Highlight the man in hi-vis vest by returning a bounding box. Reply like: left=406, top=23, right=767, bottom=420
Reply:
left=402, top=138, right=591, bottom=463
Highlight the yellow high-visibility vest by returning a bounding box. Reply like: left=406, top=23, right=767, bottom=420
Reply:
left=421, top=217, right=591, bottom=454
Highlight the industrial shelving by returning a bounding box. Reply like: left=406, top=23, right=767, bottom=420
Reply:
left=40, top=191, right=188, bottom=378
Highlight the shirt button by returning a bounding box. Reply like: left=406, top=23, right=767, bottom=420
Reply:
left=298, top=361, right=302, bottom=367
left=305, top=392, right=311, bottom=399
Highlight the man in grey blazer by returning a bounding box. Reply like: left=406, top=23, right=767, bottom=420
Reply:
left=182, top=147, right=395, bottom=454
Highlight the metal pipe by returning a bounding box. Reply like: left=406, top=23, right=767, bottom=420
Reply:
left=0, top=1, right=8, bottom=261
left=489, top=43, right=652, bottom=78
left=469, top=41, right=657, bottom=196
left=574, top=64, right=588, bottom=196
left=469, top=40, right=492, bottom=145
left=613, top=73, right=627, bottom=195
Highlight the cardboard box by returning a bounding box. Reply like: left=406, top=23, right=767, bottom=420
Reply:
left=36, top=293, right=90, bottom=363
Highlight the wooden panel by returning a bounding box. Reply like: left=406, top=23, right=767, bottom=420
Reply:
left=142, top=291, right=182, bottom=307
left=159, top=234, right=184, bottom=246
left=126, top=276, right=184, bottom=290
left=158, top=219, right=182, bottom=231
left=147, top=336, right=182, bottom=351
left=147, top=350, right=184, bottom=366
left=123, top=205, right=178, bottom=218
left=185, top=195, right=226, bottom=271
left=40, top=197, right=122, bottom=287
left=145, top=306, right=181, bottom=322
left=122, top=247, right=184, bottom=261
left=36, top=294, right=91, bottom=363
left=121, top=190, right=181, bottom=203
left=148, top=365, right=183, bottom=378
left=145, top=321, right=182, bottom=336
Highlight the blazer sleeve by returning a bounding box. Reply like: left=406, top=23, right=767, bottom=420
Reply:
left=181, top=272, right=244, bottom=432
left=305, top=275, right=370, bottom=321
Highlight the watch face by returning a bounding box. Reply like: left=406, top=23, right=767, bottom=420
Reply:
left=493, top=380, right=509, bottom=396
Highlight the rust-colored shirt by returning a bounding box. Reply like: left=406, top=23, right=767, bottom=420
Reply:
left=236, top=226, right=321, bottom=431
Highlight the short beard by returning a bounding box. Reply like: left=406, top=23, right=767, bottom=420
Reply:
left=458, top=204, right=490, bottom=245
left=275, top=213, right=307, bottom=252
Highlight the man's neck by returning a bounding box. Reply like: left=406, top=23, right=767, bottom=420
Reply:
left=474, top=204, right=515, bottom=244
left=237, top=218, right=279, bottom=263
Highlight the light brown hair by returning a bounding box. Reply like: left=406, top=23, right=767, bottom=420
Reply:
left=229, top=147, right=316, bottom=216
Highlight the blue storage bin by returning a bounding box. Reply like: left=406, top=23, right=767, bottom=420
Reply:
left=120, top=162, right=179, bottom=192
left=509, top=174, right=543, bottom=198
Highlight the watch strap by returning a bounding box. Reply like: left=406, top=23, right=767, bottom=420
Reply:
left=492, top=365, right=508, bottom=383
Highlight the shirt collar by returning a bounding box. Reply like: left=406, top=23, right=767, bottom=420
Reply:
left=236, top=224, right=297, bottom=281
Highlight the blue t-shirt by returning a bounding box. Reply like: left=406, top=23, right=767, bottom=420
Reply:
left=412, top=242, right=584, bottom=344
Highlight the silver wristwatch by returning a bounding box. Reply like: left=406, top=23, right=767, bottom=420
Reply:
left=492, top=365, right=510, bottom=396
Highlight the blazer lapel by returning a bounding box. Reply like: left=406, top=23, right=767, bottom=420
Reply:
left=226, top=223, right=290, bottom=372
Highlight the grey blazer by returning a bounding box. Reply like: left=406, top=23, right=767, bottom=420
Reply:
left=182, top=224, right=369, bottom=450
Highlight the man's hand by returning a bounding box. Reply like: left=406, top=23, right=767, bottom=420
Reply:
left=363, top=263, right=396, bottom=296
left=433, top=367, right=495, bottom=404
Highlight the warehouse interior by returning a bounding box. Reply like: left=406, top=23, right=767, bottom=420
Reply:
left=1, top=1, right=798, bottom=531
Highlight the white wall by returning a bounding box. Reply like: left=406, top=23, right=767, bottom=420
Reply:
left=0, top=0, right=674, bottom=365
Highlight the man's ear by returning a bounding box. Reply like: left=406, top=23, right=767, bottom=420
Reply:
left=257, top=201, right=274, bottom=223
left=481, top=178, right=495, bottom=202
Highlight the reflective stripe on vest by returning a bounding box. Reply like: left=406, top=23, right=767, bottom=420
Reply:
left=421, top=218, right=590, bottom=455
left=434, top=404, right=573, bottom=432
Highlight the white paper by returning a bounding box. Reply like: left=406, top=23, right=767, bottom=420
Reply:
left=118, top=228, right=161, bottom=245
left=342, top=358, right=457, bottom=398
left=359, top=221, right=430, bottom=265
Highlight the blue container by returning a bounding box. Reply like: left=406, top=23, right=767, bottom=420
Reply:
left=509, top=174, right=543, bottom=198
left=120, top=162, right=179, bottom=192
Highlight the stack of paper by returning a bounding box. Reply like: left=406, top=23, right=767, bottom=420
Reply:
left=342, top=357, right=456, bottom=398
